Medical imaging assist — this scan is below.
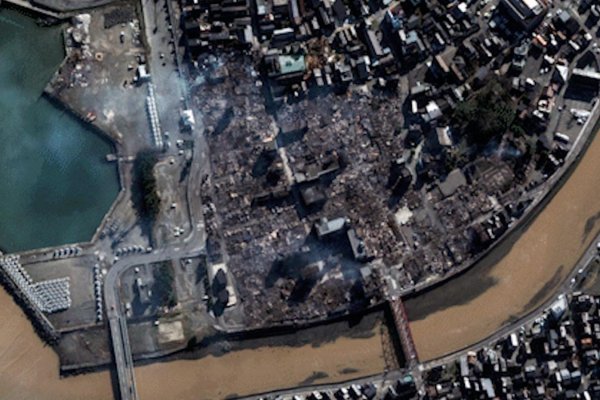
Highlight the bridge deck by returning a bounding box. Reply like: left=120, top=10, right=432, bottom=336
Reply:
left=109, top=315, right=139, bottom=400
left=389, top=296, right=419, bottom=368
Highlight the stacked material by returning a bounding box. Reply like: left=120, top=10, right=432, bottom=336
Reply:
left=31, top=278, right=72, bottom=313
left=93, top=263, right=103, bottom=322
left=52, top=246, right=82, bottom=259
left=0, top=255, right=72, bottom=314
left=147, top=84, right=163, bottom=149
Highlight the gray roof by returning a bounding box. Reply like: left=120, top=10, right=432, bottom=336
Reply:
left=439, top=169, right=467, bottom=197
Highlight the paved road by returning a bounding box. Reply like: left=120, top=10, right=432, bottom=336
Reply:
left=103, top=1, right=600, bottom=398
left=104, top=243, right=204, bottom=400
left=240, top=370, right=409, bottom=400
left=103, top=1, right=209, bottom=398
left=141, top=0, right=186, bottom=144
left=418, top=233, right=600, bottom=372
left=107, top=312, right=138, bottom=400
left=104, top=259, right=140, bottom=400
left=250, top=234, right=600, bottom=400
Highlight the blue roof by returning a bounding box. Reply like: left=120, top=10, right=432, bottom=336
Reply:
left=279, top=54, right=306, bottom=74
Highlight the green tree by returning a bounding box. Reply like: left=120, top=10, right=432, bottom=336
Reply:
left=152, top=261, right=176, bottom=308
left=454, top=80, right=516, bottom=146
left=132, top=150, right=161, bottom=222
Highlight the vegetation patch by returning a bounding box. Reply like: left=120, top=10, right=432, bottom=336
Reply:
left=152, top=261, right=177, bottom=309
left=453, top=79, right=516, bottom=146
left=132, top=150, right=161, bottom=226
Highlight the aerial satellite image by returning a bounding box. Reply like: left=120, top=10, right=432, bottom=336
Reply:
left=1, top=0, right=600, bottom=398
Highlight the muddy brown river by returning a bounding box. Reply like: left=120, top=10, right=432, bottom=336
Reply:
left=136, top=335, right=387, bottom=400
left=0, top=283, right=387, bottom=400
left=1, top=129, right=599, bottom=398
left=406, top=130, right=600, bottom=361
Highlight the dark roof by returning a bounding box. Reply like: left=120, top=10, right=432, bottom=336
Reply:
left=214, top=268, right=227, bottom=286
left=217, top=288, right=229, bottom=304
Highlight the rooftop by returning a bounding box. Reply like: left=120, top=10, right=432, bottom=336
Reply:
left=278, top=54, right=306, bottom=75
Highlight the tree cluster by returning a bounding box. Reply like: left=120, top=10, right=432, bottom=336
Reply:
left=132, top=151, right=161, bottom=222
left=453, top=80, right=516, bottom=146
left=152, top=261, right=176, bottom=308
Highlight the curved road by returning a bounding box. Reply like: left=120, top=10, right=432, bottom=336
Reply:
left=417, top=232, right=600, bottom=371
left=104, top=248, right=201, bottom=400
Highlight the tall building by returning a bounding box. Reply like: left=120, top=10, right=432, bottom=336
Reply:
left=500, top=0, right=547, bottom=31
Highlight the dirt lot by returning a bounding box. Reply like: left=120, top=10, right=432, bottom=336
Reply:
left=153, top=155, right=192, bottom=247
left=47, top=1, right=152, bottom=155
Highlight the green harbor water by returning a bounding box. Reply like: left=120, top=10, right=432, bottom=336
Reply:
left=0, top=8, right=119, bottom=252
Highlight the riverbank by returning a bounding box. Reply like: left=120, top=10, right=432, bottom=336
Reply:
left=0, top=261, right=58, bottom=343
left=59, top=302, right=401, bottom=373
left=133, top=315, right=389, bottom=400
left=0, top=288, right=115, bottom=400
left=402, top=104, right=600, bottom=300
left=0, top=284, right=392, bottom=400
left=406, top=122, right=600, bottom=361
left=416, top=230, right=600, bottom=374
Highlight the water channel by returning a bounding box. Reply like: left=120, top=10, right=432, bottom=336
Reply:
left=0, top=7, right=118, bottom=253
left=0, top=8, right=389, bottom=399
left=0, top=282, right=389, bottom=400
left=1, top=130, right=598, bottom=399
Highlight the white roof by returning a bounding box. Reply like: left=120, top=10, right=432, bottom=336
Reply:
left=555, top=65, right=569, bottom=83
left=426, top=101, right=442, bottom=120
left=181, top=109, right=195, bottom=126
left=522, top=0, right=543, bottom=13
left=523, top=0, right=540, bottom=10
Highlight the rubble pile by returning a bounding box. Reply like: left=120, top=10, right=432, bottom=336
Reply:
left=180, top=0, right=600, bottom=326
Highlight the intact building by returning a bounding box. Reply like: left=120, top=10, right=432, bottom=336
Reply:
left=571, top=68, right=600, bottom=91
left=499, top=0, right=547, bottom=31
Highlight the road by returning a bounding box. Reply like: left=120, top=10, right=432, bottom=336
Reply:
left=104, top=243, right=204, bottom=400
left=105, top=252, right=139, bottom=400
left=103, top=0, right=209, bottom=399
left=104, top=0, right=600, bottom=398
left=107, top=311, right=138, bottom=400
left=141, top=0, right=188, bottom=142
left=417, top=232, right=600, bottom=372
left=251, top=234, right=600, bottom=400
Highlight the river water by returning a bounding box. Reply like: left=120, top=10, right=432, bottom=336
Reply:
left=406, top=130, right=600, bottom=361
left=0, top=282, right=388, bottom=400
left=0, top=8, right=118, bottom=253
left=2, top=118, right=598, bottom=398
